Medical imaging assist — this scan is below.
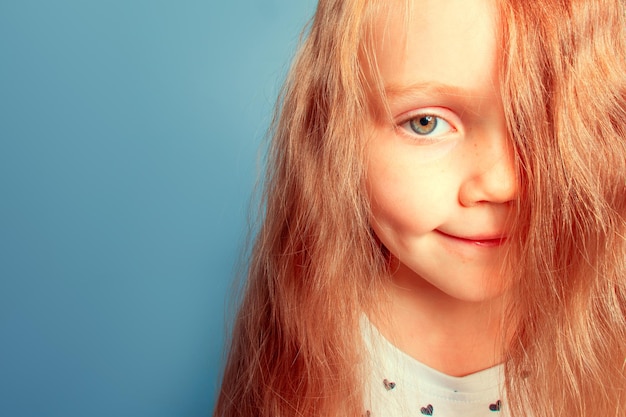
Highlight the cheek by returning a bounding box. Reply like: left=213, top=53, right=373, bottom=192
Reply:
left=367, top=166, right=444, bottom=241
left=365, top=129, right=458, bottom=245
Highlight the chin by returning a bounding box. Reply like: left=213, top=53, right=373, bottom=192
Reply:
left=433, top=273, right=510, bottom=304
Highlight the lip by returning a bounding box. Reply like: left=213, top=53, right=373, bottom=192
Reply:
left=435, top=230, right=507, bottom=247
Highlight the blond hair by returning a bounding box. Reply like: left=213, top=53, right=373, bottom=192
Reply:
left=214, top=0, right=626, bottom=416
left=500, top=0, right=626, bottom=415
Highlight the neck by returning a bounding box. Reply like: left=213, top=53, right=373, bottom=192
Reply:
left=370, top=265, right=513, bottom=377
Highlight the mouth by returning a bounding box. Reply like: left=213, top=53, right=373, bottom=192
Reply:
left=435, top=230, right=507, bottom=247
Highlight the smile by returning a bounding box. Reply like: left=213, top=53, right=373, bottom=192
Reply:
left=435, top=230, right=507, bottom=247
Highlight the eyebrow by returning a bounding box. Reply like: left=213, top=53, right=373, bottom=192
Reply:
left=384, top=82, right=490, bottom=101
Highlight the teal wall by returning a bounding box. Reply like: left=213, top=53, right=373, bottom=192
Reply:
left=0, top=1, right=316, bottom=415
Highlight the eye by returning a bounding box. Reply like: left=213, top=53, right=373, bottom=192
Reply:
left=410, top=116, right=438, bottom=135
left=398, top=113, right=455, bottom=139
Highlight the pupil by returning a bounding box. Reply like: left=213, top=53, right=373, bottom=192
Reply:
left=420, top=117, right=432, bottom=126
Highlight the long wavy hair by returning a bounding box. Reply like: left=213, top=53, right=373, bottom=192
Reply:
left=500, top=0, right=626, bottom=415
left=214, top=0, right=626, bottom=416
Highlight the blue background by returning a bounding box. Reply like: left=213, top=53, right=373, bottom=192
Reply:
left=0, top=1, right=316, bottom=415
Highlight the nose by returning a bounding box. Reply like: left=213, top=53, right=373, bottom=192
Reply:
left=458, top=135, right=518, bottom=207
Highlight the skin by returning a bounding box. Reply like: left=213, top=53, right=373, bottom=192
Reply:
left=366, top=0, right=518, bottom=376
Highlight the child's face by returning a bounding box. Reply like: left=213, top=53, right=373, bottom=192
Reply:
left=366, top=0, right=517, bottom=302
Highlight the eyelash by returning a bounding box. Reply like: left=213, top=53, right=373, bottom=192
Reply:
left=396, top=110, right=457, bottom=141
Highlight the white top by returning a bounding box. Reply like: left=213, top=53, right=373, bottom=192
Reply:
left=362, top=318, right=508, bottom=417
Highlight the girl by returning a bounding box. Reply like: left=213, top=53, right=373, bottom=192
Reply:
left=214, top=0, right=626, bottom=416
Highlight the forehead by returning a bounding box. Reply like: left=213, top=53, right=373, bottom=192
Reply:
left=372, top=0, right=499, bottom=94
